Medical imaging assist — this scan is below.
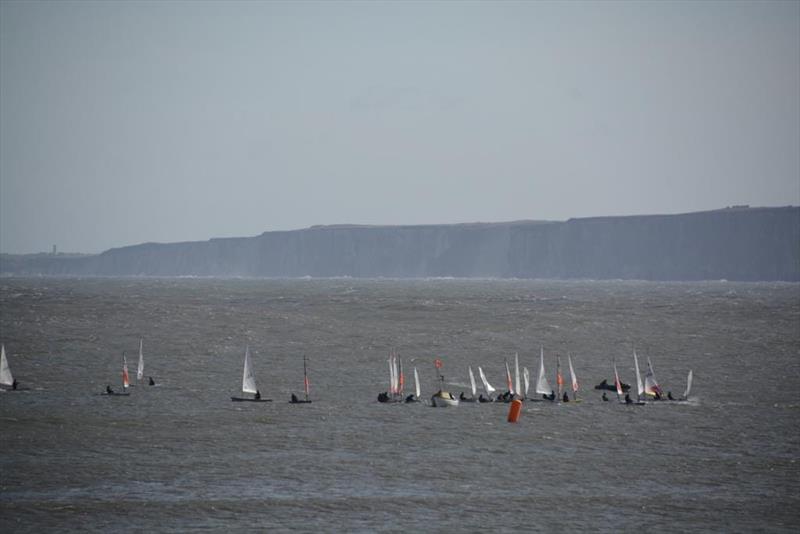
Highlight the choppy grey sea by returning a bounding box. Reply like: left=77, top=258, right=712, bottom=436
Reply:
left=1, top=277, right=798, bottom=532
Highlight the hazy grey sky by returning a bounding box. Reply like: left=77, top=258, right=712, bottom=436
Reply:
left=1, top=0, right=798, bottom=253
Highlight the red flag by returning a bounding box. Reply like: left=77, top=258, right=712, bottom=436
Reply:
left=434, top=359, right=442, bottom=369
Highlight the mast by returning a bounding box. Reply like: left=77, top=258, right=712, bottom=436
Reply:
left=514, top=353, right=521, bottom=399
left=556, top=355, right=564, bottom=400
left=303, top=355, right=310, bottom=401
left=414, top=367, right=421, bottom=398
left=504, top=359, right=514, bottom=396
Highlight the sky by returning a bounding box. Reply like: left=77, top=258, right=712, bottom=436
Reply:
left=1, top=0, right=798, bottom=254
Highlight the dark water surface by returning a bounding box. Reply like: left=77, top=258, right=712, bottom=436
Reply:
left=1, top=278, right=798, bottom=532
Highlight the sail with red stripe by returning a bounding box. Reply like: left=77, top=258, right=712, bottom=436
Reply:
left=568, top=354, right=579, bottom=397
left=122, top=354, right=130, bottom=389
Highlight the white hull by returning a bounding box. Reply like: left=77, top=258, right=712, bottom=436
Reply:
left=431, top=392, right=459, bottom=407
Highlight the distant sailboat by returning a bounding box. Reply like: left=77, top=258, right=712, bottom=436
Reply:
left=567, top=354, right=580, bottom=402
left=523, top=367, right=530, bottom=399
left=122, top=354, right=130, bottom=391
left=136, top=339, right=144, bottom=382
left=504, top=359, right=514, bottom=397
left=290, top=355, right=312, bottom=404
left=478, top=366, right=496, bottom=400
left=0, top=344, right=15, bottom=390
left=633, top=350, right=645, bottom=402
left=644, top=357, right=664, bottom=399
left=680, top=370, right=693, bottom=401
left=414, top=367, right=421, bottom=398
left=535, top=347, right=552, bottom=398
left=231, top=347, right=271, bottom=402
left=613, top=358, right=624, bottom=402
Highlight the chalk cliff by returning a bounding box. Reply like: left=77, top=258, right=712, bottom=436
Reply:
left=2, top=207, right=798, bottom=281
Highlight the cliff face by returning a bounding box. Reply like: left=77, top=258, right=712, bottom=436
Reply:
left=2, top=207, right=798, bottom=281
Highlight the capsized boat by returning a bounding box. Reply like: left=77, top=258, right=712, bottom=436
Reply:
left=231, top=347, right=271, bottom=402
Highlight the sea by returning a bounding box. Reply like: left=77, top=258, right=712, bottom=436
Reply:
left=0, top=277, right=798, bottom=532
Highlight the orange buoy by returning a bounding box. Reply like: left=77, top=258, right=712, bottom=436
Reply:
left=507, top=399, right=522, bottom=423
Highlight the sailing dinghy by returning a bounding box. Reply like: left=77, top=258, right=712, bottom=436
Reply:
left=104, top=353, right=131, bottom=396
left=290, top=355, right=312, bottom=404
left=405, top=367, right=422, bottom=403
left=535, top=347, right=553, bottom=401
left=477, top=366, right=495, bottom=402
left=677, top=370, right=693, bottom=402
left=567, top=354, right=581, bottom=402
left=231, top=347, right=271, bottom=402
left=644, top=357, right=664, bottom=400
left=460, top=366, right=478, bottom=402
left=0, top=344, right=18, bottom=390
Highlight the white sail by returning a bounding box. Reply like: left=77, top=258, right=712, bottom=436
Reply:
left=682, top=369, right=693, bottom=400
left=468, top=366, right=477, bottom=397
left=242, top=347, right=258, bottom=394
left=633, top=350, right=644, bottom=399
left=504, top=360, right=514, bottom=395
left=0, top=344, right=13, bottom=386
left=523, top=367, right=530, bottom=397
left=613, top=359, right=623, bottom=398
left=478, top=366, right=496, bottom=395
left=122, top=355, right=130, bottom=389
left=568, top=354, right=579, bottom=395
left=644, top=357, right=662, bottom=397
left=514, top=353, right=521, bottom=398
left=137, top=338, right=144, bottom=381
left=414, top=367, right=421, bottom=398
left=535, top=347, right=552, bottom=396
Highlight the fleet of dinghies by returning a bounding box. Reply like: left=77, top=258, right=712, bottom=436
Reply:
left=375, top=347, right=694, bottom=408
left=0, top=340, right=694, bottom=406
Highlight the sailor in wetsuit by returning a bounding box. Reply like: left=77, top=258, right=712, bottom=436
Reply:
left=106, top=385, right=114, bottom=395
left=625, top=393, right=632, bottom=404
left=602, top=392, right=608, bottom=401
left=291, top=393, right=299, bottom=403
left=562, top=391, right=569, bottom=403
left=255, top=390, right=261, bottom=400
left=148, top=376, right=156, bottom=386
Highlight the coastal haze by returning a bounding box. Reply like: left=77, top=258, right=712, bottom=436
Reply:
left=1, top=1, right=799, bottom=254
left=1, top=1, right=799, bottom=532
left=1, top=278, right=799, bottom=531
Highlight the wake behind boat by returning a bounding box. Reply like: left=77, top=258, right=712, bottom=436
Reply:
left=231, top=347, right=271, bottom=402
